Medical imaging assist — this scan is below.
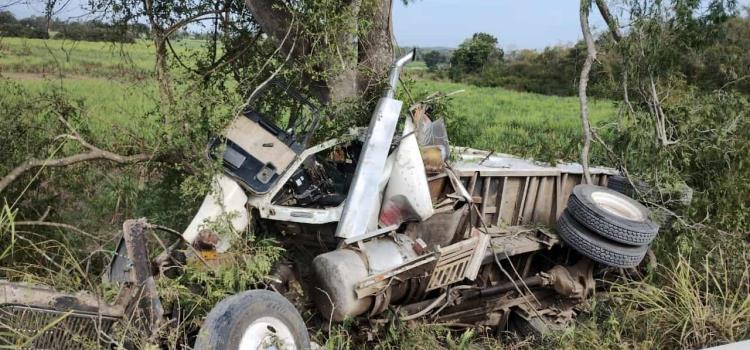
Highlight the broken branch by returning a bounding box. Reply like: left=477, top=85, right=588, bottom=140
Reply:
left=0, top=122, right=152, bottom=194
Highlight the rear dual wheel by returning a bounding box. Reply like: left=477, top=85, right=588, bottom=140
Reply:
left=567, top=185, right=658, bottom=245
left=557, top=210, right=649, bottom=268
left=557, top=185, right=659, bottom=268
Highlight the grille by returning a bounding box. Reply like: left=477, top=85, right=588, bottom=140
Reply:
left=0, top=305, right=118, bottom=349
left=426, top=231, right=490, bottom=291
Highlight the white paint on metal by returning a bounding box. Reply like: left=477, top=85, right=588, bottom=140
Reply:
left=451, top=147, right=618, bottom=176
left=181, top=174, right=248, bottom=253
left=336, top=97, right=404, bottom=239
left=379, top=116, right=434, bottom=227
left=238, top=316, right=296, bottom=350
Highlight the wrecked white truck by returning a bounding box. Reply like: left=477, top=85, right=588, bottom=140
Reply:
left=0, top=51, right=660, bottom=349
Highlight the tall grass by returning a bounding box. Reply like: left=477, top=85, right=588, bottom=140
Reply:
left=614, top=250, right=750, bottom=348
left=554, top=250, right=750, bottom=349
left=0, top=203, right=15, bottom=262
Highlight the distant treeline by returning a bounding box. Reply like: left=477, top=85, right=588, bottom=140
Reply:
left=0, top=11, right=148, bottom=43
left=417, top=9, right=750, bottom=97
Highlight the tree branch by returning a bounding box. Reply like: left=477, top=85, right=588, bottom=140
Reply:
left=0, top=147, right=152, bottom=193
left=594, top=0, right=622, bottom=41
left=0, top=115, right=152, bottom=193
left=244, top=0, right=305, bottom=54
left=579, top=0, right=596, bottom=184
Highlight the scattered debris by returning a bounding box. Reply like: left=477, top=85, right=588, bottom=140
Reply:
left=0, top=51, right=661, bottom=349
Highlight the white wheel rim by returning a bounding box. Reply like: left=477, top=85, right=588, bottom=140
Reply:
left=239, top=316, right=296, bottom=350
left=590, top=191, right=644, bottom=221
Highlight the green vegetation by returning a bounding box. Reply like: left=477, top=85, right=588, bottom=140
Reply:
left=419, top=9, right=750, bottom=97
left=1, top=0, right=749, bottom=348
left=2, top=38, right=615, bottom=164
left=0, top=36, right=206, bottom=78
left=410, top=79, right=616, bottom=162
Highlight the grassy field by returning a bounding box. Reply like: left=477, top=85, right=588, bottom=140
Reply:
left=0, top=37, right=203, bottom=78
left=410, top=79, right=616, bottom=162
left=1, top=37, right=616, bottom=164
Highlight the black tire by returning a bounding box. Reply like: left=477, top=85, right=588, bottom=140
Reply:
left=194, top=290, right=310, bottom=350
left=568, top=185, right=659, bottom=245
left=606, top=175, right=632, bottom=195
left=509, top=312, right=569, bottom=341
left=556, top=210, right=649, bottom=268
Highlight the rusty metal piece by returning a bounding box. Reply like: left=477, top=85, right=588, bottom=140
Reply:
left=482, top=227, right=561, bottom=265
left=119, top=219, right=165, bottom=337
left=427, top=174, right=448, bottom=204
left=404, top=203, right=468, bottom=250
left=421, top=146, right=445, bottom=173
left=0, top=218, right=169, bottom=348
left=194, top=228, right=220, bottom=250
left=0, top=282, right=122, bottom=349
left=412, top=238, right=428, bottom=255
left=540, top=258, right=595, bottom=299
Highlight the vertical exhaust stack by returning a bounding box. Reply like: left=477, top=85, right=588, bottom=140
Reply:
left=385, top=49, right=416, bottom=99
left=334, top=50, right=415, bottom=239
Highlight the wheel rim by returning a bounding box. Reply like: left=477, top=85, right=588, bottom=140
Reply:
left=239, top=316, right=296, bottom=350
left=590, top=191, right=644, bottom=221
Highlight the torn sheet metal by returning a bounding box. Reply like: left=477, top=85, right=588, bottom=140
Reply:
left=336, top=97, right=403, bottom=239
left=379, top=116, right=434, bottom=227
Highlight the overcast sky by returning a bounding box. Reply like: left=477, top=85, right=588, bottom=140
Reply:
left=4, top=0, right=750, bottom=50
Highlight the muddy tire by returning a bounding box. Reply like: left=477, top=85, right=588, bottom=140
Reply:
left=556, top=210, right=649, bottom=268
left=568, top=185, right=658, bottom=246
left=194, top=290, right=310, bottom=350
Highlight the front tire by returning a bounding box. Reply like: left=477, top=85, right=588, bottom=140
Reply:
left=195, top=290, right=310, bottom=350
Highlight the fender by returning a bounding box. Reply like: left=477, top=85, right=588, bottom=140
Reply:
left=182, top=174, right=249, bottom=252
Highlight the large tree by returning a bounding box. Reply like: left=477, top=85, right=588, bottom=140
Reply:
left=244, top=0, right=395, bottom=103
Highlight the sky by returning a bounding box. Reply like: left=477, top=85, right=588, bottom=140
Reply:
left=393, top=0, right=609, bottom=50
left=392, top=0, right=750, bottom=50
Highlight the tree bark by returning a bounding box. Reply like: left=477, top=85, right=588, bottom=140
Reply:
left=357, top=0, right=394, bottom=95
left=578, top=0, right=596, bottom=185
left=244, top=0, right=394, bottom=104
left=594, top=0, right=622, bottom=41
left=142, top=0, right=175, bottom=110
left=326, top=0, right=363, bottom=102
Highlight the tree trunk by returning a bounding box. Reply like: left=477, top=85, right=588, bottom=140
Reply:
left=244, top=0, right=394, bottom=104
left=578, top=0, right=596, bottom=185
left=154, top=34, right=175, bottom=109
left=594, top=0, right=622, bottom=41
left=142, top=0, right=175, bottom=113
left=357, top=0, right=394, bottom=95
left=326, top=0, right=363, bottom=102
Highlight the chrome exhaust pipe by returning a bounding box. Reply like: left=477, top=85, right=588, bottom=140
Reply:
left=384, top=49, right=416, bottom=98
left=335, top=49, right=415, bottom=239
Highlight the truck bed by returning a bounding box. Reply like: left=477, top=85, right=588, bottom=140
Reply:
left=448, top=147, right=618, bottom=228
